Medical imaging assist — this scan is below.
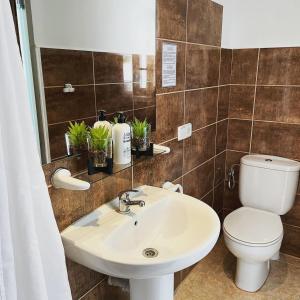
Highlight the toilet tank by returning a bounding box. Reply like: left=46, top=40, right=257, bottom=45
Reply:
left=239, top=155, right=300, bottom=215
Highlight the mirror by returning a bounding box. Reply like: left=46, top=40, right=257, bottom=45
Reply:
left=27, top=0, right=156, bottom=166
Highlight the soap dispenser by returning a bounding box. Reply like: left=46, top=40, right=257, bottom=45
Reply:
left=94, top=110, right=112, bottom=135
left=112, top=112, right=131, bottom=164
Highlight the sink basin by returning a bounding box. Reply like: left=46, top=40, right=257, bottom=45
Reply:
left=61, top=185, right=220, bottom=300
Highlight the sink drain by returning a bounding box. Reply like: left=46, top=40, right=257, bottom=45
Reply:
left=142, top=248, right=158, bottom=258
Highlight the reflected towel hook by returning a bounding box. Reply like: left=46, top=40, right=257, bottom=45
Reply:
left=63, top=83, right=75, bottom=93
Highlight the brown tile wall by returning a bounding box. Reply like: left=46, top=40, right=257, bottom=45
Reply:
left=42, top=0, right=226, bottom=299
left=225, top=47, right=300, bottom=258
left=41, top=3, right=300, bottom=299
left=41, top=49, right=155, bottom=160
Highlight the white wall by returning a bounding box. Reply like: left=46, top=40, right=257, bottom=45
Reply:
left=29, top=0, right=156, bottom=55
left=216, top=0, right=300, bottom=49
left=212, top=0, right=233, bottom=49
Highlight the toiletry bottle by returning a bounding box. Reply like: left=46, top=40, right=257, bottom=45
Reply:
left=112, top=112, right=131, bottom=164
left=94, top=110, right=112, bottom=135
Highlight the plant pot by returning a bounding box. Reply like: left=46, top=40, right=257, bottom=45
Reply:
left=90, top=150, right=107, bottom=167
left=132, top=125, right=151, bottom=151
left=88, top=137, right=112, bottom=168
left=65, top=133, right=87, bottom=156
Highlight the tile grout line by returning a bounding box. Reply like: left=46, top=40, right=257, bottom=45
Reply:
left=156, top=90, right=185, bottom=96
left=172, top=174, right=183, bottom=184
left=183, top=157, right=215, bottom=179
left=44, top=81, right=150, bottom=89
left=200, top=186, right=215, bottom=203
left=182, top=0, right=189, bottom=183
left=48, top=106, right=157, bottom=127
left=48, top=116, right=97, bottom=127
left=184, top=85, right=220, bottom=91
left=227, top=49, right=233, bottom=121
left=230, top=83, right=300, bottom=88
left=156, top=85, right=221, bottom=96
left=192, top=121, right=218, bottom=133
left=254, top=119, right=300, bottom=126
left=131, top=105, right=156, bottom=112
left=250, top=48, right=261, bottom=153
left=211, top=180, right=226, bottom=212
left=183, top=156, right=215, bottom=176
left=78, top=277, right=107, bottom=300
left=158, top=119, right=229, bottom=147
left=225, top=49, right=233, bottom=156
left=44, top=83, right=95, bottom=88
left=282, top=223, right=300, bottom=230
left=181, top=151, right=226, bottom=179
left=229, top=49, right=234, bottom=86
left=215, top=179, right=225, bottom=190
left=156, top=37, right=221, bottom=49
left=91, top=52, right=98, bottom=118
left=200, top=178, right=226, bottom=206
left=224, top=50, right=234, bottom=213
left=226, top=149, right=248, bottom=154
left=228, top=118, right=300, bottom=126
left=216, top=48, right=222, bottom=123
left=159, top=136, right=178, bottom=145
left=212, top=46, right=223, bottom=208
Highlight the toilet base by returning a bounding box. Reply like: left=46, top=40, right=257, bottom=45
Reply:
left=235, top=258, right=270, bottom=292
left=271, top=251, right=280, bottom=260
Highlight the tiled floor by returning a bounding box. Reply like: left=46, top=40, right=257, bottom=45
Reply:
left=175, top=238, right=300, bottom=300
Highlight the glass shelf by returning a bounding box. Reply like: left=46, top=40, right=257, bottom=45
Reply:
left=49, top=148, right=167, bottom=185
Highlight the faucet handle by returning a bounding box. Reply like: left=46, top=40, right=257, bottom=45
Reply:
left=118, top=189, right=139, bottom=200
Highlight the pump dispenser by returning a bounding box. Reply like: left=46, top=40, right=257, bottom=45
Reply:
left=94, top=110, right=112, bottom=135
left=112, top=112, right=131, bottom=164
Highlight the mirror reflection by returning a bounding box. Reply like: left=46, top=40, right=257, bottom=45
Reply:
left=26, top=0, right=156, bottom=165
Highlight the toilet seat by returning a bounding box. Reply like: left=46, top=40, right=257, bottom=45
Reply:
left=223, top=207, right=283, bottom=247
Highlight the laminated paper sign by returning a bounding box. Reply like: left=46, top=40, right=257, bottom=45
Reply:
left=162, top=42, right=177, bottom=87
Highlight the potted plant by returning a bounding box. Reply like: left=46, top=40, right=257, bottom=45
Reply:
left=131, top=118, right=151, bottom=151
left=65, top=121, right=89, bottom=155
left=88, top=126, right=111, bottom=167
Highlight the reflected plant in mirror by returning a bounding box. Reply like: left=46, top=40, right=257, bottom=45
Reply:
left=65, top=121, right=88, bottom=156
left=88, top=126, right=112, bottom=168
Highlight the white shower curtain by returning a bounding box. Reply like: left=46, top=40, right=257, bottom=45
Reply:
left=0, top=0, right=72, bottom=299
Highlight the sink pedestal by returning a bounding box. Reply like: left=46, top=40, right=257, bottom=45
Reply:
left=130, top=274, right=174, bottom=300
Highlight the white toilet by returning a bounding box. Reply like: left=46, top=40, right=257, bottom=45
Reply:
left=223, top=154, right=300, bottom=292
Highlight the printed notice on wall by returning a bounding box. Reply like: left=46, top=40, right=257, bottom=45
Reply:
left=162, top=42, right=177, bottom=87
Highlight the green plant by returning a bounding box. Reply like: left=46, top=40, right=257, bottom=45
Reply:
left=131, top=118, right=150, bottom=138
left=112, top=116, right=119, bottom=125
left=67, top=121, right=88, bottom=148
left=89, top=126, right=110, bottom=151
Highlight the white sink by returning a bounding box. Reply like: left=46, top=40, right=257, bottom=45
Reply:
left=61, top=185, right=220, bottom=300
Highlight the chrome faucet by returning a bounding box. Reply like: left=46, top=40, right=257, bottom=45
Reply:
left=118, top=189, right=145, bottom=214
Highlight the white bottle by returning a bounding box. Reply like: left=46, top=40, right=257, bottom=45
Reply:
left=112, top=112, right=131, bottom=164
left=94, top=110, right=112, bottom=135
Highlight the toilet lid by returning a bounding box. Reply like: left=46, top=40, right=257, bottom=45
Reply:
left=223, top=207, right=283, bottom=245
